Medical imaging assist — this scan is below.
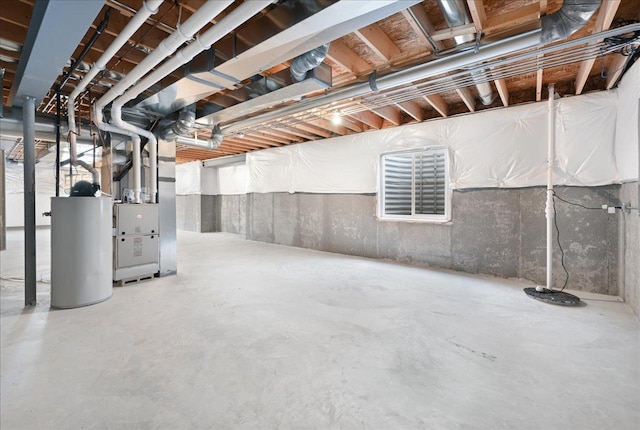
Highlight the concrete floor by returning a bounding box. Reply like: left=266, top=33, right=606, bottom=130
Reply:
left=1, top=228, right=639, bottom=429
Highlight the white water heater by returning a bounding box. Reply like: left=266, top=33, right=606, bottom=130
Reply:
left=50, top=196, right=113, bottom=308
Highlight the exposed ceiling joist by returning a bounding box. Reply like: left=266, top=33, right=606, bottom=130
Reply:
left=424, top=94, right=448, bottom=117
left=575, top=0, right=622, bottom=95
left=456, top=87, right=476, bottom=112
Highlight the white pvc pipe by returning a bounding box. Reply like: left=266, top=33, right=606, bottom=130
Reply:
left=98, top=0, right=234, bottom=204
left=115, top=0, right=274, bottom=108
left=111, top=0, right=265, bottom=203
left=92, top=105, right=143, bottom=202
left=69, top=0, right=163, bottom=187
left=96, top=0, right=234, bottom=113
left=538, top=83, right=556, bottom=292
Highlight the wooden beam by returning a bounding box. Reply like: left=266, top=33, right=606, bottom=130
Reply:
left=456, top=87, right=476, bottom=112
left=401, top=5, right=443, bottom=51
left=494, top=79, right=509, bottom=107
left=466, top=0, right=486, bottom=31
left=484, top=3, right=540, bottom=35
left=575, top=0, right=621, bottom=94
left=536, top=69, right=543, bottom=102
left=354, top=23, right=401, bottom=62
left=396, top=101, right=424, bottom=122
left=259, top=128, right=303, bottom=143
left=347, top=109, right=384, bottom=130
left=605, top=53, right=628, bottom=89
left=424, top=94, right=448, bottom=117
left=326, top=40, right=371, bottom=75
left=540, top=0, right=548, bottom=15
left=290, top=122, right=333, bottom=138
left=310, top=118, right=350, bottom=135
left=430, top=24, right=477, bottom=42
left=370, top=105, right=402, bottom=125
left=277, top=125, right=321, bottom=140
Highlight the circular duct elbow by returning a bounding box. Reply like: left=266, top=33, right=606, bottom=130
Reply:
left=290, top=43, right=330, bottom=82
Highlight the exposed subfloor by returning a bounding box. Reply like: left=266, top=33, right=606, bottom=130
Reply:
left=1, top=228, right=639, bottom=429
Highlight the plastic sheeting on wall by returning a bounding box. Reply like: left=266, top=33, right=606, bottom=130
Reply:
left=176, top=161, right=202, bottom=195
left=247, top=88, right=626, bottom=194
left=177, top=61, right=639, bottom=195
left=615, top=59, right=640, bottom=181
left=176, top=160, right=248, bottom=195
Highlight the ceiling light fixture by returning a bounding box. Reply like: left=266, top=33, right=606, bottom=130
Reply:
left=331, top=111, right=342, bottom=125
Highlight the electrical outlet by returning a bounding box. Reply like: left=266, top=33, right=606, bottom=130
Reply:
left=607, top=206, right=616, bottom=214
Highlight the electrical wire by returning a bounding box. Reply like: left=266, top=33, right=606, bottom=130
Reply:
left=552, top=192, right=602, bottom=210
left=551, top=191, right=625, bottom=292
left=552, top=196, right=570, bottom=292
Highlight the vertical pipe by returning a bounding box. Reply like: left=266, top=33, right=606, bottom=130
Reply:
left=0, top=150, right=5, bottom=251
left=23, top=95, right=37, bottom=306
left=55, top=89, right=61, bottom=196
left=540, top=84, right=556, bottom=292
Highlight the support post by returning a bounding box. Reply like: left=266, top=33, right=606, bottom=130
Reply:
left=55, top=89, right=61, bottom=197
left=23, top=95, right=37, bottom=306
left=0, top=150, right=5, bottom=251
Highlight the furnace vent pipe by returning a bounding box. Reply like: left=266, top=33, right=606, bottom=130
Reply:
left=69, top=0, right=164, bottom=191
left=109, top=0, right=271, bottom=203
left=290, top=43, right=330, bottom=82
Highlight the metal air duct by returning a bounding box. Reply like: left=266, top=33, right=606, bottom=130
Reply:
left=290, top=43, right=330, bottom=82
left=223, top=2, right=603, bottom=136
left=436, top=0, right=494, bottom=106
left=541, top=0, right=602, bottom=44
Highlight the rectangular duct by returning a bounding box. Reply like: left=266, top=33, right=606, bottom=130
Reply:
left=137, top=0, right=419, bottom=116
left=196, top=63, right=332, bottom=127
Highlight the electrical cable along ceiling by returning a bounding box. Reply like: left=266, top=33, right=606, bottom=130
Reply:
left=1, top=0, right=639, bottom=165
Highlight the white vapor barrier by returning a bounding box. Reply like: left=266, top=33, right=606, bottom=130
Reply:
left=614, top=59, right=639, bottom=180
left=247, top=89, right=623, bottom=193
left=176, top=161, right=202, bottom=195
left=176, top=160, right=249, bottom=195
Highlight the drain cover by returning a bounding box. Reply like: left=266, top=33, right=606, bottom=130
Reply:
left=524, top=287, right=581, bottom=306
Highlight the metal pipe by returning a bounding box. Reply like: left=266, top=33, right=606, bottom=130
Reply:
left=59, top=8, right=112, bottom=90
left=436, top=0, right=494, bottom=105
left=70, top=0, right=164, bottom=189
left=224, top=29, right=542, bottom=134
left=0, top=150, right=5, bottom=251
left=107, top=0, right=258, bottom=203
left=290, top=43, right=330, bottom=82
left=22, top=95, right=37, bottom=306
left=55, top=89, right=61, bottom=196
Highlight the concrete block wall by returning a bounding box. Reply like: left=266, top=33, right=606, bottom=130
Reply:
left=241, top=186, right=621, bottom=295
left=176, top=194, right=246, bottom=234
left=619, top=182, right=639, bottom=316
left=177, top=185, right=631, bottom=297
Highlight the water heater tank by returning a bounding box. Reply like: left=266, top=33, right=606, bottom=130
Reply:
left=50, top=196, right=113, bottom=308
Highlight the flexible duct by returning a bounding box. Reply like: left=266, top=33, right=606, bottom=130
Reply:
left=224, top=1, right=601, bottom=134
left=540, top=0, right=602, bottom=44
left=290, top=43, right=330, bottom=82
